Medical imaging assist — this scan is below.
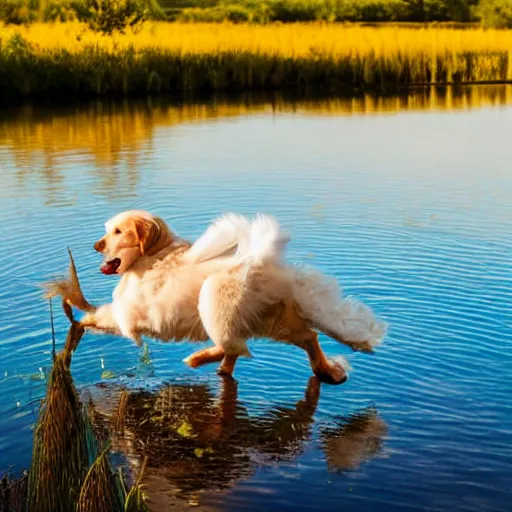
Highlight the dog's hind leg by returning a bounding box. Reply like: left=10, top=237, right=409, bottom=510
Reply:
left=302, top=332, right=347, bottom=385
left=192, top=274, right=253, bottom=378
left=217, top=354, right=239, bottom=378
left=266, top=300, right=348, bottom=385
left=183, top=346, right=225, bottom=368
left=183, top=347, right=240, bottom=379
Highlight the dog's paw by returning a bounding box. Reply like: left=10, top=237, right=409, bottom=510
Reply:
left=216, top=368, right=236, bottom=380
left=182, top=354, right=197, bottom=368
left=315, top=357, right=350, bottom=385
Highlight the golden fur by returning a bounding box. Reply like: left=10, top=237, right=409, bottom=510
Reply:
left=46, top=210, right=387, bottom=384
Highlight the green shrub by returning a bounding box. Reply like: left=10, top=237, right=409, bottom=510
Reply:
left=177, top=6, right=227, bottom=20
left=356, top=0, right=410, bottom=21
left=72, top=0, right=150, bottom=34
left=0, top=0, right=38, bottom=25
left=43, top=0, right=78, bottom=21
left=224, top=4, right=251, bottom=21
left=446, top=0, right=478, bottom=21
left=476, top=0, right=512, bottom=27
left=269, top=0, right=329, bottom=21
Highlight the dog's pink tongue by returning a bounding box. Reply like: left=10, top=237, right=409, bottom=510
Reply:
left=100, top=259, right=120, bottom=275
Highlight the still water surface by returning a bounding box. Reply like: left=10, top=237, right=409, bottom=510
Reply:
left=0, top=86, right=511, bottom=511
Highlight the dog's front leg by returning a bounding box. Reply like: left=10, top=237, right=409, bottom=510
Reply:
left=68, top=303, right=142, bottom=347
left=80, top=304, right=121, bottom=336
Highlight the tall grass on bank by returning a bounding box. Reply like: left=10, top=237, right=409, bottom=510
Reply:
left=1, top=22, right=512, bottom=100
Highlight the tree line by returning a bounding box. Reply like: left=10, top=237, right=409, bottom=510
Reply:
left=1, top=0, right=511, bottom=30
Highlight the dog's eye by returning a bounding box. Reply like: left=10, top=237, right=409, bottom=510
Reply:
left=114, top=228, right=121, bottom=235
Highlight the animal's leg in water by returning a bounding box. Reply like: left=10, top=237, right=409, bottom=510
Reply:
left=217, top=355, right=239, bottom=378
left=183, top=346, right=240, bottom=379
left=275, top=301, right=348, bottom=385
left=183, top=346, right=225, bottom=368
left=186, top=274, right=248, bottom=375
left=303, top=332, right=347, bottom=385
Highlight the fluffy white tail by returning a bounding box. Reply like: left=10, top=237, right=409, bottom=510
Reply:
left=185, top=213, right=251, bottom=264
left=244, top=214, right=290, bottom=265
left=292, top=266, right=387, bottom=350
left=186, top=213, right=290, bottom=266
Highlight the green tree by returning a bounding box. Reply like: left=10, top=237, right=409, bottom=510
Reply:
left=0, top=0, right=37, bottom=25
left=477, top=0, right=512, bottom=27
left=72, top=0, right=151, bottom=34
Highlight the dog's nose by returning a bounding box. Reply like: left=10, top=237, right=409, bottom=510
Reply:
left=94, top=239, right=105, bottom=253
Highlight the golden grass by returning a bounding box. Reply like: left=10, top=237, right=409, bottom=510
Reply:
left=1, top=22, right=512, bottom=98
left=77, top=444, right=124, bottom=512
left=2, top=22, right=512, bottom=57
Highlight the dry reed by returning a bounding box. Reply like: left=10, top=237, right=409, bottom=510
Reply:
left=77, top=444, right=125, bottom=512
left=27, top=348, right=94, bottom=511
left=19, top=291, right=150, bottom=511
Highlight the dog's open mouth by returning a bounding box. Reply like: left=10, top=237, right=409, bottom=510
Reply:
left=100, top=258, right=121, bottom=275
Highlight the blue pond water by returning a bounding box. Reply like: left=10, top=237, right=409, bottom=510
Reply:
left=0, top=88, right=511, bottom=511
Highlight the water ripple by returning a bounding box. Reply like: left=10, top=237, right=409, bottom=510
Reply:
left=0, top=94, right=511, bottom=511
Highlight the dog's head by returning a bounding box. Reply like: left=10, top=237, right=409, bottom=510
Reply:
left=94, top=210, right=173, bottom=275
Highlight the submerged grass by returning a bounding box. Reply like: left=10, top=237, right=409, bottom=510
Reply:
left=1, top=22, right=512, bottom=100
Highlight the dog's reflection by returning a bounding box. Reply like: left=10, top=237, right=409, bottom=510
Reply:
left=89, top=377, right=387, bottom=508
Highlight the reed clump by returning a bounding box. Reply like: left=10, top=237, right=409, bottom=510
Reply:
left=4, top=297, right=151, bottom=512
left=1, top=22, right=512, bottom=100
left=27, top=338, right=94, bottom=511
left=76, top=445, right=125, bottom=512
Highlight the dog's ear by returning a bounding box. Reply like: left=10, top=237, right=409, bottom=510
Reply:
left=151, top=217, right=174, bottom=253
left=132, top=217, right=154, bottom=255
left=132, top=216, right=172, bottom=255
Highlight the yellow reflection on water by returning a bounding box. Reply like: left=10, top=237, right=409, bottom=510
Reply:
left=1, top=85, right=511, bottom=200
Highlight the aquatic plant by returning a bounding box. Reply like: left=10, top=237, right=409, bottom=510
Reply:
left=5, top=302, right=151, bottom=512
left=123, top=457, right=151, bottom=512
left=77, top=444, right=125, bottom=512
left=26, top=327, right=94, bottom=512
left=0, top=472, right=29, bottom=512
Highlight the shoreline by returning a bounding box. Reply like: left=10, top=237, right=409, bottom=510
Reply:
left=1, top=22, right=512, bottom=105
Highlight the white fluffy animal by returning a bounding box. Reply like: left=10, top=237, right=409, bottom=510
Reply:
left=46, top=210, right=386, bottom=384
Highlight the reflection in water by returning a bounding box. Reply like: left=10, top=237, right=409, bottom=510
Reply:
left=320, top=408, right=387, bottom=472
left=87, top=378, right=387, bottom=508
left=1, top=85, right=512, bottom=202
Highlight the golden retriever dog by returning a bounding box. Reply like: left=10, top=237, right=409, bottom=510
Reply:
left=46, top=210, right=386, bottom=384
